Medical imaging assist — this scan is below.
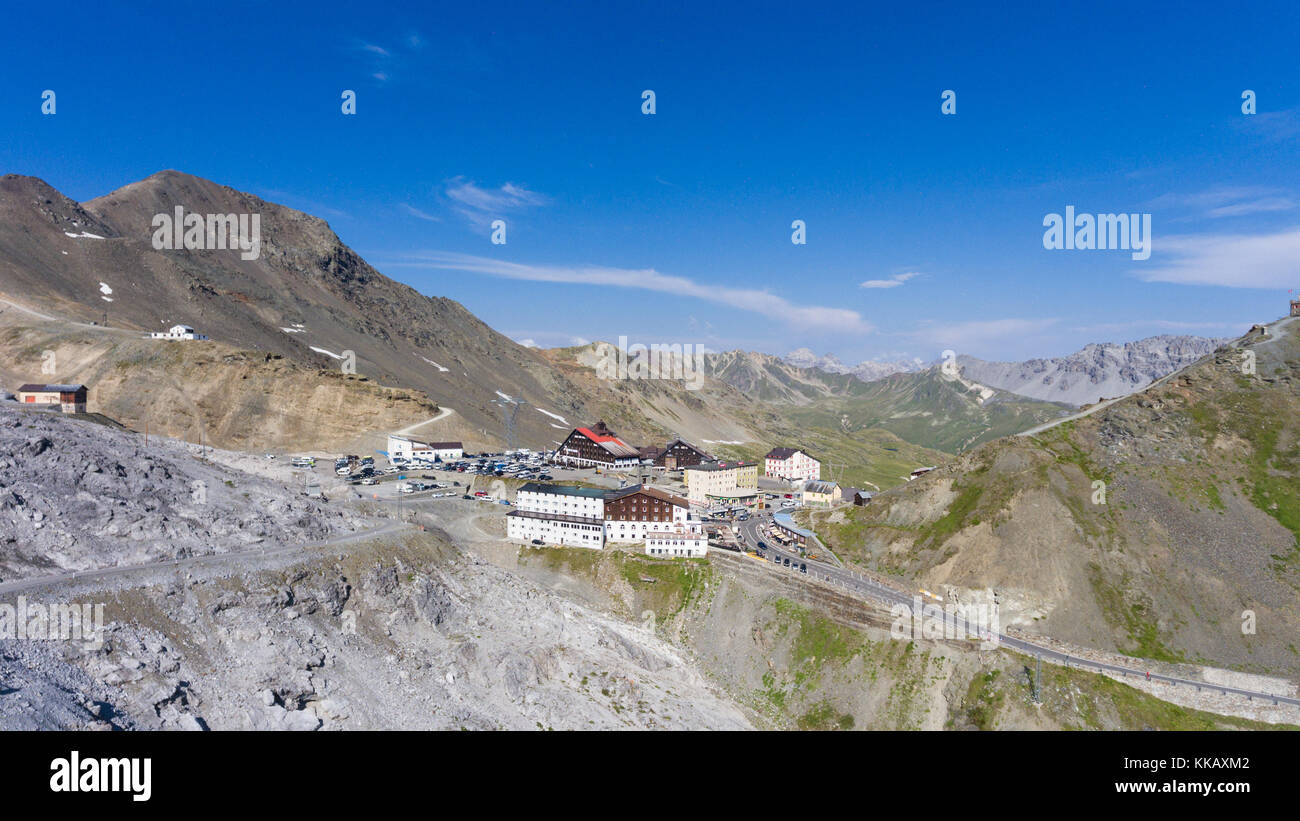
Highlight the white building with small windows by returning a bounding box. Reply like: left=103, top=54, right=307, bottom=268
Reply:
left=765, top=447, right=821, bottom=483
left=507, top=482, right=607, bottom=549
left=507, top=481, right=708, bottom=555
left=149, top=324, right=209, bottom=341
left=387, top=434, right=463, bottom=463
left=645, top=523, right=708, bottom=558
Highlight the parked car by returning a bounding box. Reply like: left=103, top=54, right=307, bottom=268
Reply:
left=530, top=539, right=545, bottom=546
left=799, top=563, right=807, bottom=573
left=361, top=477, right=376, bottom=486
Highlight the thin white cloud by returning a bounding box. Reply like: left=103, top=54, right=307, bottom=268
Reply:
left=1206, top=197, right=1294, bottom=218
left=1139, top=227, right=1300, bottom=288
left=1233, top=107, right=1300, bottom=143
left=363, top=43, right=391, bottom=56
left=1148, top=186, right=1295, bottom=220
left=861, top=271, right=922, bottom=289
left=442, top=177, right=549, bottom=229
left=444, top=178, right=548, bottom=224
left=401, top=204, right=442, bottom=223
left=381, top=251, right=874, bottom=333
left=908, top=317, right=1060, bottom=350
left=1069, top=319, right=1246, bottom=335
left=516, top=338, right=538, bottom=348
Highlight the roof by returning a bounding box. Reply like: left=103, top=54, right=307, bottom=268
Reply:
left=517, top=482, right=607, bottom=499
left=705, top=487, right=759, bottom=499
left=766, top=447, right=816, bottom=460
left=507, top=509, right=603, bottom=526
left=803, top=480, right=838, bottom=495
left=773, top=512, right=817, bottom=540
left=572, top=426, right=639, bottom=458
left=661, top=437, right=712, bottom=456
left=17, top=384, right=87, bottom=393
left=606, top=484, right=689, bottom=507
left=683, top=460, right=757, bottom=472
left=425, top=441, right=463, bottom=449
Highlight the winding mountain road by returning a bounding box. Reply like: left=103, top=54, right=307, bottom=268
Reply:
left=0, top=520, right=414, bottom=597
left=735, top=512, right=1300, bottom=709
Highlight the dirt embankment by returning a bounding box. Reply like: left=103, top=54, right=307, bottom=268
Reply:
left=512, top=546, right=1289, bottom=730
left=0, top=314, right=438, bottom=452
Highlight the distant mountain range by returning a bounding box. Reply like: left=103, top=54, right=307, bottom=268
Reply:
left=956, top=337, right=1230, bottom=406
left=783, top=336, right=1229, bottom=408
left=783, top=348, right=924, bottom=382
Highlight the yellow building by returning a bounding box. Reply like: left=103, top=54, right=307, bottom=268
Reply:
left=801, top=480, right=839, bottom=508
left=683, top=460, right=758, bottom=507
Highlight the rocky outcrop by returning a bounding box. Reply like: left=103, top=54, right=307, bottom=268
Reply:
left=957, top=335, right=1228, bottom=407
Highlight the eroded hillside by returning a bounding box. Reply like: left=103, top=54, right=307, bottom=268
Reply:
left=801, top=317, right=1300, bottom=677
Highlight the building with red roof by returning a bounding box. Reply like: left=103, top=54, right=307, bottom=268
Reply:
left=553, top=421, right=641, bottom=469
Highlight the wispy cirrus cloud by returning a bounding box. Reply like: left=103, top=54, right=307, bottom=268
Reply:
left=443, top=177, right=549, bottom=228
left=1205, top=197, right=1294, bottom=218
left=1069, top=319, right=1246, bottom=336
left=906, top=317, right=1060, bottom=350
left=1138, top=226, right=1300, bottom=288
left=1233, top=106, right=1300, bottom=143
left=861, top=271, right=922, bottom=289
left=351, top=33, right=426, bottom=84
left=379, top=251, right=874, bottom=333
left=401, top=203, right=442, bottom=223
left=1147, top=185, right=1296, bottom=220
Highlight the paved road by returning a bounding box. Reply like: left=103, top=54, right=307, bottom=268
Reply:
left=734, top=513, right=1300, bottom=708
left=393, top=406, right=456, bottom=436
left=0, top=520, right=414, bottom=597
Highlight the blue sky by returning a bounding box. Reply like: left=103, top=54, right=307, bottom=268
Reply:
left=3, top=0, right=1300, bottom=363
